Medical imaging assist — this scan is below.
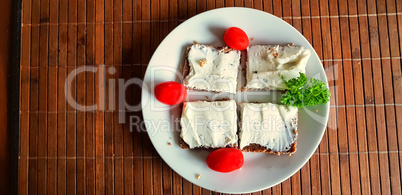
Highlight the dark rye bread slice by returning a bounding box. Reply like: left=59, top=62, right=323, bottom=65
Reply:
left=179, top=101, right=239, bottom=149
left=182, top=44, right=238, bottom=93
left=237, top=103, right=298, bottom=155
left=241, top=142, right=297, bottom=155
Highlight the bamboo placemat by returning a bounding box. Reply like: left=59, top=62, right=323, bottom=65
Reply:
left=19, top=0, right=402, bottom=194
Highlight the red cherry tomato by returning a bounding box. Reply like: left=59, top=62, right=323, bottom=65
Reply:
left=223, top=27, right=249, bottom=50
left=206, top=148, right=244, bottom=173
left=154, top=81, right=187, bottom=105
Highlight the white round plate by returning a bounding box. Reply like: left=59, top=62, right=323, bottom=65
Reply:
left=141, top=7, right=330, bottom=194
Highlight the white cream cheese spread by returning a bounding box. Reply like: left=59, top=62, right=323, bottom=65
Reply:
left=180, top=100, right=238, bottom=148
left=246, top=45, right=311, bottom=90
left=184, top=44, right=241, bottom=94
left=239, top=103, right=298, bottom=152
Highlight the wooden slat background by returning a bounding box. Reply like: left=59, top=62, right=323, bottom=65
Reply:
left=19, top=0, right=402, bottom=194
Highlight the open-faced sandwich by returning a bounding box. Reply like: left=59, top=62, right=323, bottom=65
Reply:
left=183, top=44, right=241, bottom=94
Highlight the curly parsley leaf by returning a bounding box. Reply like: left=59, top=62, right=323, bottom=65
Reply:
left=281, top=73, right=331, bottom=108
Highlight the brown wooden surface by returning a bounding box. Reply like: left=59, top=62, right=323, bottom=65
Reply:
left=19, top=0, right=402, bottom=194
left=2, top=0, right=19, bottom=194
left=0, top=4, right=11, bottom=194
left=0, top=1, right=10, bottom=194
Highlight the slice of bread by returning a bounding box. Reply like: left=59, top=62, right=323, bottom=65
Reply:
left=183, top=44, right=241, bottom=94
left=244, top=44, right=310, bottom=91
left=179, top=100, right=238, bottom=149
left=238, top=102, right=298, bottom=155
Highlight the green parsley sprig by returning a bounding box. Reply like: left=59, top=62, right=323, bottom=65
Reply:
left=281, top=73, right=331, bottom=108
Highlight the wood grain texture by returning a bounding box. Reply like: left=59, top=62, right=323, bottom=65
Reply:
left=0, top=0, right=17, bottom=194
left=17, top=0, right=402, bottom=194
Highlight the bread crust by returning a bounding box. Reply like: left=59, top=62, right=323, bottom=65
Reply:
left=179, top=138, right=237, bottom=150
left=241, top=142, right=297, bottom=155
left=182, top=46, right=191, bottom=78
